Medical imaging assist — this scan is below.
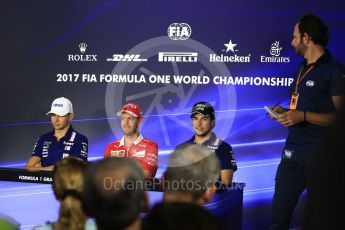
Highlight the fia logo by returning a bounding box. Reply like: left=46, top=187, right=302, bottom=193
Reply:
left=167, top=23, right=192, bottom=40
left=270, top=41, right=282, bottom=57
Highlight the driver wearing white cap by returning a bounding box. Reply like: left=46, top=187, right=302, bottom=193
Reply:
left=26, top=97, right=88, bottom=171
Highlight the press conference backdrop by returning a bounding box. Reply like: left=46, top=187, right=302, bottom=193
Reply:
left=1, top=1, right=345, bottom=174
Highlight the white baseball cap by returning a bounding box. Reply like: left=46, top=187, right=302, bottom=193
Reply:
left=46, top=97, right=73, bottom=116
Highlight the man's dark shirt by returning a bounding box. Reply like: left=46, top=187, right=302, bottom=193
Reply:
left=177, top=132, right=237, bottom=171
left=286, top=50, right=345, bottom=151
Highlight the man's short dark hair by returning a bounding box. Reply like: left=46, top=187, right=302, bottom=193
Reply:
left=298, top=14, right=328, bottom=46
left=82, top=158, right=145, bottom=230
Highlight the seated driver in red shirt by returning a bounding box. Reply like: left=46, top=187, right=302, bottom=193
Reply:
left=104, top=102, right=158, bottom=178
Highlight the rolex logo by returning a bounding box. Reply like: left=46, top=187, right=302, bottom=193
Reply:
left=79, top=43, right=87, bottom=53
left=68, top=43, right=97, bottom=62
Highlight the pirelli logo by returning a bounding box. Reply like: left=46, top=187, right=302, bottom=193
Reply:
left=158, top=52, right=198, bottom=62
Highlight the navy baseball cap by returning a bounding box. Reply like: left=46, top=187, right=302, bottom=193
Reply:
left=191, top=102, right=215, bottom=118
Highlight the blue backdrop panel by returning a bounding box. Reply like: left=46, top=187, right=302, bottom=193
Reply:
left=1, top=0, right=345, bottom=229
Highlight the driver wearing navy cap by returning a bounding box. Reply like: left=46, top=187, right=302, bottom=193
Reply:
left=176, top=102, right=237, bottom=185
left=26, top=97, right=88, bottom=171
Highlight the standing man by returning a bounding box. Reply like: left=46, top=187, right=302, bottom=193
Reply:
left=104, top=102, right=158, bottom=178
left=269, top=14, right=345, bottom=229
left=26, top=97, right=88, bottom=171
left=177, top=102, right=237, bottom=185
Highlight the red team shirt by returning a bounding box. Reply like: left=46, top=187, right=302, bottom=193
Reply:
left=104, top=134, right=158, bottom=176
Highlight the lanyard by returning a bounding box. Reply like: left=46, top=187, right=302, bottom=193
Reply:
left=294, top=65, right=314, bottom=94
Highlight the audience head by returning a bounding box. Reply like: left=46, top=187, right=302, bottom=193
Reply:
left=82, top=158, right=146, bottom=230
left=52, top=157, right=87, bottom=230
left=142, top=202, right=220, bottom=230
left=164, top=144, right=220, bottom=205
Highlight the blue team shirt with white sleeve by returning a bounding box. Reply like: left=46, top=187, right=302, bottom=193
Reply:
left=32, top=126, right=88, bottom=166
